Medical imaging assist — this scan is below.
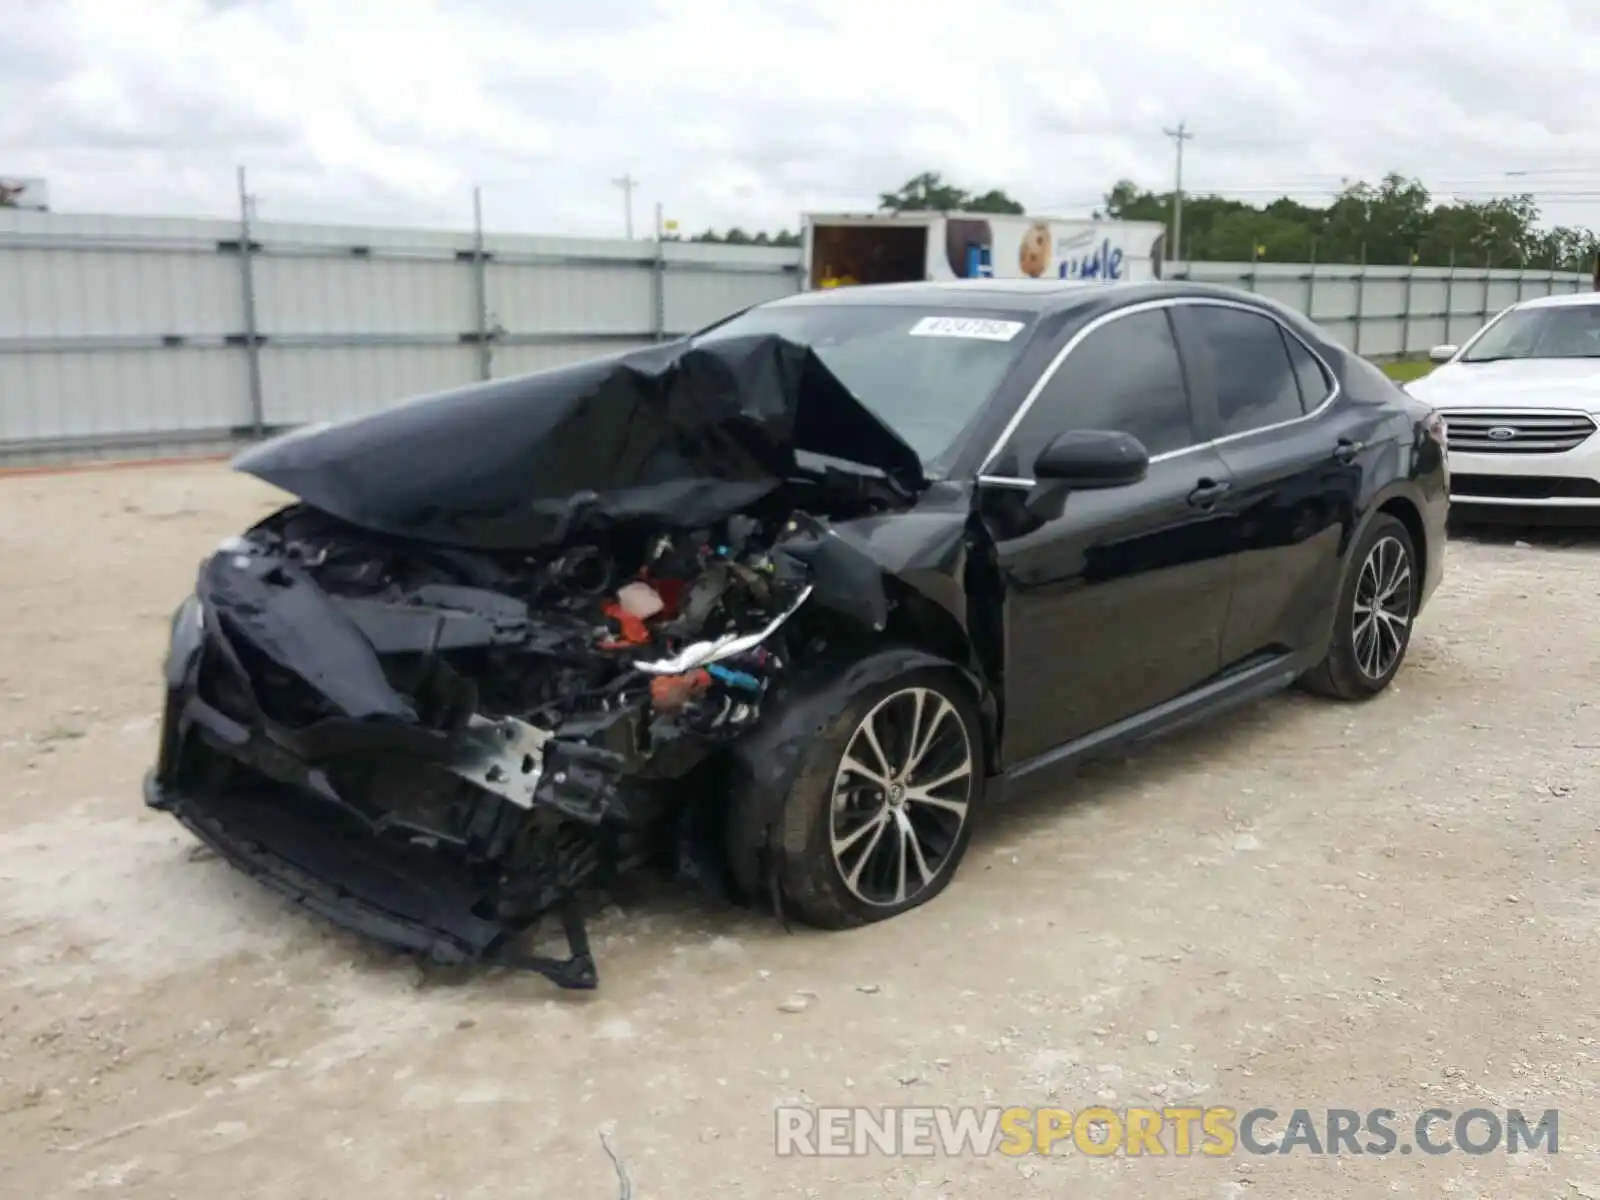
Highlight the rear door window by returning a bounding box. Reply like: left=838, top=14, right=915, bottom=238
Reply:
left=1280, top=328, right=1333, bottom=413
left=1184, top=305, right=1304, bottom=436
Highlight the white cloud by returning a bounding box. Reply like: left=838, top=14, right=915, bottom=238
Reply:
left=4, top=0, right=1600, bottom=236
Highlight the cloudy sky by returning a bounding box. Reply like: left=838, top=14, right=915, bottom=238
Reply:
left=5, top=0, right=1600, bottom=237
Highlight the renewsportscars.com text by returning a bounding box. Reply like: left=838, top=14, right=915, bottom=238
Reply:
left=774, top=1105, right=1559, bottom=1158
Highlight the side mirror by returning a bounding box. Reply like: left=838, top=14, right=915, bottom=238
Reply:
left=1427, top=344, right=1458, bottom=364
left=1033, top=430, right=1149, bottom=489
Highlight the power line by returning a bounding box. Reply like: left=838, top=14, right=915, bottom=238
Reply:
left=1090, top=171, right=1600, bottom=192
left=1052, top=182, right=1600, bottom=208
left=1063, top=161, right=1600, bottom=201
left=1174, top=178, right=1600, bottom=194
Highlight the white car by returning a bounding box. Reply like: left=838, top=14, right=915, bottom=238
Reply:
left=1406, top=291, right=1600, bottom=519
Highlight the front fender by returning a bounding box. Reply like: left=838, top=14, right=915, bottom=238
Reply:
left=720, top=645, right=988, bottom=897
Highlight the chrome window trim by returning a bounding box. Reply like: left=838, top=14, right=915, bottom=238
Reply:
left=974, top=296, right=1343, bottom=483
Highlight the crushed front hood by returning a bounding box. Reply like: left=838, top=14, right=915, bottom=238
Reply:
left=234, top=334, right=927, bottom=550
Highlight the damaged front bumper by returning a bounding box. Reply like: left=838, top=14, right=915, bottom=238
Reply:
left=144, top=511, right=835, bottom=990
left=142, top=771, right=599, bottom=988
left=145, top=592, right=608, bottom=986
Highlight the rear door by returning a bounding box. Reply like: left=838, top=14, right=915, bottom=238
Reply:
left=1169, top=301, right=1367, bottom=668
left=978, top=305, right=1237, bottom=763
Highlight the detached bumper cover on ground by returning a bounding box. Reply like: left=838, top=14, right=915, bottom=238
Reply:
left=143, top=333, right=976, bottom=988
left=145, top=772, right=593, bottom=979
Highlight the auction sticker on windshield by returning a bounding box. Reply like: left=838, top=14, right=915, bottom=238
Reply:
left=909, top=316, right=1026, bottom=342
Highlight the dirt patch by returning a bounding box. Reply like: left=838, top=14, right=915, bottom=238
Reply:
left=1, top=465, right=1597, bottom=1198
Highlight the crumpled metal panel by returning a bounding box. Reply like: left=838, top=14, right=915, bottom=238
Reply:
left=233, top=332, right=926, bottom=549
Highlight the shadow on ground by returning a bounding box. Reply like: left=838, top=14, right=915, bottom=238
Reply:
left=367, top=686, right=1304, bottom=996
left=1448, top=515, right=1600, bottom=548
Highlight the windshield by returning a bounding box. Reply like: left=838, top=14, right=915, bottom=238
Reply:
left=694, top=303, right=1036, bottom=466
left=1462, top=304, right=1600, bottom=362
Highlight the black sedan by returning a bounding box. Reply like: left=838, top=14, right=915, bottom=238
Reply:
left=145, top=279, right=1449, bottom=988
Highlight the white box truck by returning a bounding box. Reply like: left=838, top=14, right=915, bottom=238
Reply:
left=802, top=211, right=1167, bottom=289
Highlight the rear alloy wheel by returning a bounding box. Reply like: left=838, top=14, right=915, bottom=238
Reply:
left=771, top=669, right=984, bottom=929
left=1300, top=513, right=1418, bottom=700
left=1352, top=534, right=1413, bottom=681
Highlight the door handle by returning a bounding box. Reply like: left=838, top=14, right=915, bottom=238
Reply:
left=1333, top=437, right=1365, bottom=464
left=1187, top=478, right=1231, bottom=508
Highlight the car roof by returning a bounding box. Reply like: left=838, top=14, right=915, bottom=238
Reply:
left=1514, top=290, right=1600, bottom=311
left=762, top=279, right=1279, bottom=316
left=764, top=279, right=1101, bottom=312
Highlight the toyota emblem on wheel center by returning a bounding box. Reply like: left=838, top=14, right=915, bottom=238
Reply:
left=1486, top=426, right=1518, bottom=440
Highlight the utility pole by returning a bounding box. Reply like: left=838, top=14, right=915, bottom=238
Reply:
left=612, top=174, right=638, bottom=239
left=236, top=165, right=264, bottom=438
left=1162, top=120, right=1194, bottom=265
left=651, top=202, right=666, bottom=341
left=471, top=184, right=491, bottom=381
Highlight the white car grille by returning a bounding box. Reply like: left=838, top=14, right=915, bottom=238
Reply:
left=1440, top=410, right=1597, bottom=454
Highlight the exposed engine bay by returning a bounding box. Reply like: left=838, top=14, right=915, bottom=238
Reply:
left=144, top=333, right=985, bottom=989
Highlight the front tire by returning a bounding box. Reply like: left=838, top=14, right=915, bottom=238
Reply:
left=1300, top=513, right=1417, bottom=700
left=772, top=668, right=984, bottom=930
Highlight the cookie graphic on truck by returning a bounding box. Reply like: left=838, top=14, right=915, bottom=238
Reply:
left=1019, top=222, right=1052, bottom=277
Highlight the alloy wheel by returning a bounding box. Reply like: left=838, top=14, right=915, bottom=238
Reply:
left=1352, top=534, right=1413, bottom=680
left=828, top=686, right=975, bottom=907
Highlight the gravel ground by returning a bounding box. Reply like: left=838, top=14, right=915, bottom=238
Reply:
left=1, top=463, right=1597, bottom=1199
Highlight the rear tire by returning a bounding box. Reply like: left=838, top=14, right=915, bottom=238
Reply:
left=1299, top=514, right=1417, bottom=700
left=770, top=668, right=985, bottom=930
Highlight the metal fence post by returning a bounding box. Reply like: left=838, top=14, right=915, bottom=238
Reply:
left=1352, top=243, right=1366, bottom=357
left=236, top=166, right=264, bottom=439
left=1400, top=252, right=1414, bottom=356
left=1443, top=246, right=1455, bottom=345
left=652, top=203, right=666, bottom=341
left=1305, top=239, right=1317, bottom=321
left=1515, top=258, right=1526, bottom=304
left=471, top=185, right=491, bottom=381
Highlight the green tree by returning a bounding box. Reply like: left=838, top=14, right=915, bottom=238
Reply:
left=878, top=171, right=1025, bottom=214
left=1319, top=174, right=1432, bottom=263
left=689, top=227, right=801, bottom=247
left=1098, top=174, right=1598, bottom=270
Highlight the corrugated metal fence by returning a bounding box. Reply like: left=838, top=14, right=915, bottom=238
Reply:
left=1, top=208, right=1591, bottom=466
left=1169, top=259, right=1592, bottom=359
left=0, top=209, right=799, bottom=466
